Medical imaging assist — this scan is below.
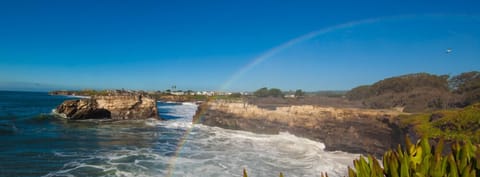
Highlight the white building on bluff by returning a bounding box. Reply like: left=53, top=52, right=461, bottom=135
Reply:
left=170, top=91, right=185, bottom=96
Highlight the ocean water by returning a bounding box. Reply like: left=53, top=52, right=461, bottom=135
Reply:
left=0, top=91, right=359, bottom=177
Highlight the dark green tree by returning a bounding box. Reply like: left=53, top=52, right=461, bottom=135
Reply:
left=254, top=87, right=269, bottom=97
left=254, top=87, right=284, bottom=97
left=449, top=71, right=480, bottom=105
left=268, top=88, right=283, bottom=97
left=294, top=89, right=305, bottom=97
left=230, top=93, right=242, bottom=98
left=344, top=73, right=453, bottom=112
left=345, top=85, right=373, bottom=100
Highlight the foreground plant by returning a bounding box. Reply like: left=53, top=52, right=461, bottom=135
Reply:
left=349, top=137, right=480, bottom=177
left=242, top=137, right=479, bottom=177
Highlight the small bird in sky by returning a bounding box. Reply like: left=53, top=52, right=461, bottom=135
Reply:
left=446, top=48, right=452, bottom=54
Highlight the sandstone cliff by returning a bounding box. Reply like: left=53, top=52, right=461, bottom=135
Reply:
left=194, top=100, right=406, bottom=157
left=56, top=95, right=158, bottom=120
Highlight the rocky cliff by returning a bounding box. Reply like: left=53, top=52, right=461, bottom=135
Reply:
left=56, top=95, right=158, bottom=120
left=194, top=100, right=406, bottom=157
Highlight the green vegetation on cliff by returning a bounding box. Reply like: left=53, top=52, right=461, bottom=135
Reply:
left=400, top=103, right=480, bottom=143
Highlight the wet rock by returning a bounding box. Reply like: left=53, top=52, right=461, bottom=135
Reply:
left=194, top=101, right=406, bottom=157
left=56, top=95, right=158, bottom=120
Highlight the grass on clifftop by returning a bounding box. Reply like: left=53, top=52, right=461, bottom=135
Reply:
left=400, top=103, right=480, bottom=143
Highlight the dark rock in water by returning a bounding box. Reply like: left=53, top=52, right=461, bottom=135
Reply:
left=55, top=95, right=158, bottom=120
left=0, top=120, right=17, bottom=134
left=55, top=99, right=81, bottom=118
left=71, top=108, right=111, bottom=120
left=56, top=99, right=111, bottom=120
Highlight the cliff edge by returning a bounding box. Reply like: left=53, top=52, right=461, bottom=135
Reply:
left=56, top=95, right=158, bottom=120
left=194, top=100, right=406, bottom=157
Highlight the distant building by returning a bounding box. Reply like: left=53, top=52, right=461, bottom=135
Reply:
left=285, top=94, right=296, bottom=98
left=171, top=91, right=185, bottom=96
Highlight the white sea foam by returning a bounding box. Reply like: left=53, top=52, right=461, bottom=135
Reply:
left=158, top=102, right=198, bottom=119
left=181, top=102, right=197, bottom=106
left=65, top=95, right=91, bottom=99
left=46, top=102, right=359, bottom=177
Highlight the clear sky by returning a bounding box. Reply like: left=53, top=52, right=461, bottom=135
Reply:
left=0, top=0, right=479, bottom=91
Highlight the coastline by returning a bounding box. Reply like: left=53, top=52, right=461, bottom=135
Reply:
left=63, top=95, right=91, bottom=99
left=194, top=100, right=407, bottom=157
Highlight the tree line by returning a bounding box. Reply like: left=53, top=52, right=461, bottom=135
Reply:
left=345, top=71, right=480, bottom=112
left=253, top=87, right=305, bottom=98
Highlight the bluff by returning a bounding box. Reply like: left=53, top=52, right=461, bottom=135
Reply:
left=345, top=71, right=480, bottom=112
left=56, top=95, right=158, bottom=120
left=194, top=100, right=406, bottom=157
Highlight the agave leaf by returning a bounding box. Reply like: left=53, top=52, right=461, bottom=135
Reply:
left=354, top=159, right=360, bottom=173
left=464, top=140, right=474, bottom=160
left=406, top=135, right=414, bottom=155
left=419, top=153, right=431, bottom=175
left=410, top=146, right=423, bottom=170
left=400, top=152, right=410, bottom=177
left=398, top=144, right=405, bottom=159
left=440, top=156, right=448, bottom=176
left=448, top=153, right=459, bottom=177
left=390, top=153, right=400, bottom=177
left=354, top=159, right=365, bottom=177
left=454, top=142, right=461, bottom=162
left=431, top=153, right=444, bottom=177
left=348, top=166, right=357, bottom=177
left=460, top=164, right=472, bottom=177
left=368, top=155, right=382, bottom=176
left=384, top=151, right=391, bottom=174
left=360, top=156, right=370, bottom=177
left=414, top=172, right=424, bottom=177
left=371, top=155, right=383, bottom=177
left=420, top=137, right=431, bottom=156
left=475, top=149, right=480, bottom=170
left=459, top=146, right=469, bottom=172
left=434, top=138, right=444, bottom=158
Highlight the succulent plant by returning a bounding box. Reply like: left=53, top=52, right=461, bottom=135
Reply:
left=350, top=136, right=479, bottom=177
left=242, top=136, right=479, bottom=177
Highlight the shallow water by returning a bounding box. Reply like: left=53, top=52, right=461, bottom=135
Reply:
left=0, top=91, right=359, bottom=177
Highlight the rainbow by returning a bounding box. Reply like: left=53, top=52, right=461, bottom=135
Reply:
left=219, top=13, right=479, bottom=90
left=165, top=121, right=195, bottom=177
left=219, top=17, right=391, bottom=91
left=165, top=103, right=208, bottom=177
left=164, top=16, right=390, bottom=176
left=164, top=14, right=470, bottom=176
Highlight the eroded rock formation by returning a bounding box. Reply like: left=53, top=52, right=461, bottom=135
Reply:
left=56, top=95, right=158, bottom=120
left=194, top=100, right=406, bottom=157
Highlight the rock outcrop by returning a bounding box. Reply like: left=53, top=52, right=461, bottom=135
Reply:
left=194, top=100, right=406, bottom=157
left=56, top=95, right=158, bottom=120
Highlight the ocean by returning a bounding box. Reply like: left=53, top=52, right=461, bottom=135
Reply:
left=0, top=91, right=358, bottom=177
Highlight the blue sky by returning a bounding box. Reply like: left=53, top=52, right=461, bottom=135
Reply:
left=0, top=0, right=479, bottom=91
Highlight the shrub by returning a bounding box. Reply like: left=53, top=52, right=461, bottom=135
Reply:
left=254, top=87, right=284, bottom=98
left=400, top=103, right=480, bottom=143
left=349, top=137, right=480, bottom=177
